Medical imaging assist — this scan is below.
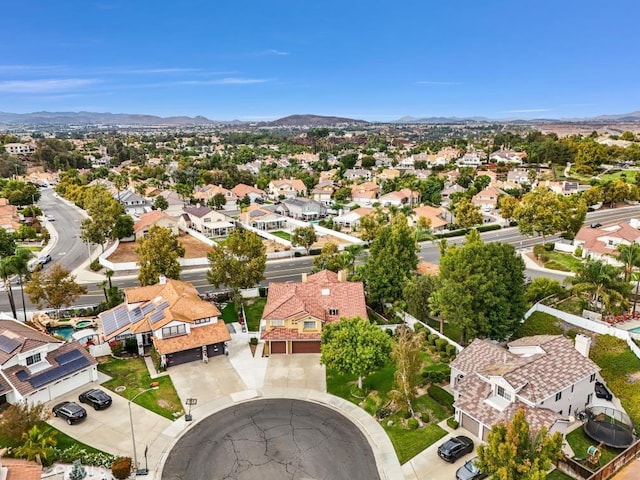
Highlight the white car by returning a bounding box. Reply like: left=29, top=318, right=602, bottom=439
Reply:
left=45, top=214, right=55, bottom=221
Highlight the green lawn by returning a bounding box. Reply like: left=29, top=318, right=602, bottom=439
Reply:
left=566, top=428, right=623, bottom=468
left=512, top=311, right=563, bottom=339
left=589, top=335, right=640, bottom=428
left=220, top=302, right=237, bottom=323
left=243, top=297, right=266, bottom=331
left=546, top=469, right=575, bottom=480
left=272, top=230, right=291, bottom=241
left=98, top=357, right=183, bottom=420
left=425, top=318, right=463, bottom=345
left=541, top=251, right=584, bottom=272
left=327, top=349, right=451, bottom=464
left=553, top=296, right=588, bottom=316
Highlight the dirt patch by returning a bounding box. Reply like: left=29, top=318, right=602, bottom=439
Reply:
left=627, top=372, right=640, bottom=383
left=263, top=239, right=290, bottom=253
left=157, top=399, right=171, bottom=409
left=107, top=233, right=212, bottom=263
left=311, top=235, right=350, bottom=249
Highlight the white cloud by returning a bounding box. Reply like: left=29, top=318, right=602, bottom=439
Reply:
left=0, top=78, right=98, bottom=93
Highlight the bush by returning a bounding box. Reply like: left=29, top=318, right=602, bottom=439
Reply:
left=111, top=457, right=132, bottom=480
left=566, top=329, right=578, bottom=339
left=89, top=258, right=102, bottom=271
left=447, top=417, right=459, bottom=429
left=375, top=406, right=391, bottom=419
left=476, top=224, right=502, bottom=233
left=124, top=338, right=138, bottom=354
left=427, top=333, right=439, bottom=346
left=421, top=364, right=451, bottom=384
left=435, top=338, right=449, bottom=352
left=54, top=445, right=114, bottom=467
left=109, top=340, right=124, bottom=356
left=294, top=251, right=302, bottom=257
left=428, top=385, right=454, bottom=409
left=543, top=242, right=555, bottom=251
left=574, top=247, right=583, bottom=257
left=0, top=401, right=49, bottom=445
left=413, top=323, right=426, bottom=334
left=406, top=418, right=419, bottom=430
left=533, top=244, right=545, bottom=256
left=309, top=248, right=322, bottom=255
left=249, top=337, right=258, bottom=346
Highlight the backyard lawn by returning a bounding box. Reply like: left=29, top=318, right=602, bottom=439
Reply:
left=425, top=318, right=463, bottom=345
left=566, top=428, right=623, bottom=469
left=547, top=469, right=575, bottom=480
left=220, top=302, right=237, bottom=323
left=538, top=251, right=584, bottom=272
left=98, top=357, right=183, bottom=420
left=272, top=230, right=291, bottom=241
left=243, top=297, right=266, bottom=332
left=327, top=349, right=451, bottom=464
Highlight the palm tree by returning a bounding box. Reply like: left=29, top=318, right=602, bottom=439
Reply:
left=616, top=243, right=640, bottom=282
left=0, top=257, right=17, bottom=319
left=569, top=259, right=630, bottom=313
left=11, top=248, right=33, bottom=321
left=14, top=425, right=57, bottom=465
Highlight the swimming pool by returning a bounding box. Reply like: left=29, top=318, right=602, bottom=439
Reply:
left=629, top=326, right=640, bottom=334
left=47, top=325, right=74, bottom=340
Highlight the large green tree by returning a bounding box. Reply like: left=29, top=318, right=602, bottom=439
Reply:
left=430, top=231, right=526, bottom=343
left=514, top=187, right=567, bottom=242
left=24, top=263, right=87, bottom=311
left=616, top=242, right=640, bottom=282
left=0, top=227, right=16, bottom=257
left=321, top=317, right=391, bottom=390
left=476, top=408, right=563, bottom=480
left=454, top=197, right=483, bottom=228
left=361, top=213, right=418, bottom=309
left=135, top=225, right=185, bottom=286
left=402, top=274, right=438, bottom=322
left=291, top=226, right=317, bottom=254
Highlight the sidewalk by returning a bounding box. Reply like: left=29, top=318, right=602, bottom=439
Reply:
left=519, top=248, right=575, bottom=277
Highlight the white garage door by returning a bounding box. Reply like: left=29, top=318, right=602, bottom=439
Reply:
left=49, top=368, right=94, bottom=400
left=26, top=387, right=51, bottom=404
left=461, top=412, right=481, bottom=438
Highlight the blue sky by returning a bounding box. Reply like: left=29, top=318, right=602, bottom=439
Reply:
left=1, top=0, right=638, bottom=121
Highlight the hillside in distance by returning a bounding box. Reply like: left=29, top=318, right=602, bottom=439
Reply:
left=0, top=111, right=219, bottom=126
left=265, top=114, right=367, bottom=127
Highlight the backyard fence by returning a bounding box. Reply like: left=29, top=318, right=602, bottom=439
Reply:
left=398, top=311, right=463, bottom=353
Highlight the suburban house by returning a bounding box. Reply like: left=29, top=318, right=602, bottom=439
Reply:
left=100, top=278, right=230, bottom=368
left=409, top=205, right=450, bottom=231
left=350, top=182, right=380, bottom=206
left=456, top=152, right=485, bottom=167
left=450, top=334, right=599, bottom=441
left=267, top=179, right=307, bottom=200
left=540, top=181, right=582, bottom=196
left=231, top=183, right=266, bottom=203
left=193, top=184, right=238, bottom=209
left=116, top=190, right=151, bottom=216
left=0, top=318, right=98, bottom=405
left=333, top=207, right=375, bottom=231
left=260, top=270, right=367, bottom=354
left=179, top=205, right=235, bottom=237
left=379, top=188, right=420, bottom=208
left=311, top=181, right=337, bottom=206
left=239, top=205, right=287, bottom=231
left=573, top=221, right=640, bottom=261
left=376, top=168, right=400, bottom=182
left=440, top=183, right=466, bottom=206
left=490, top=149, right=526, bottom=165
left=0, top=198, right=21, bottom=233
left=507, top=169, right=534, bottom=185
left=275, top=198, right=327, bottom=221
left=3, top=143, right=35, bottom=155
left=132, top=210, right=179, bottom=241
left=156, top=190, right=186, bottom=216
left=471, top=186, right=501, bottom=211
left=344, top=169, right=372, bottom=181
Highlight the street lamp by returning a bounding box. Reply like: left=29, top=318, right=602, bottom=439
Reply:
left=128, top=386, right=159, bottom=476
left=185, top=398, right=197, bottom=422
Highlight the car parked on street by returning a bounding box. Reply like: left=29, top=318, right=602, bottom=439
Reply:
left=456, top=457, right=487, bottom=480
left=78, top=389, right=113, bottom=410
left=37, top=254, right=52, bottom=266
left=595, top=381, right=612, bottom=401
left=437, top=435, right=474, bottom=463
left=45, top=214, right=55, bottom=221
left=52, top=401, right=87, bottom=425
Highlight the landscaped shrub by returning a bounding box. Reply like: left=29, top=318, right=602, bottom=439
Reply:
left=406, top=418, right=419, bottom=429
left=445, top=344, right=457, bottom=357
left=413, top=323, right=426, bottom=334
left=427, top=334, right=439, bottom=346
left=566, top=329, right=578, bottom=339
left=476, top=224, right=502, bottom=233
left=533, top=244, right=545, bottom=256
left=0, top=401, right=49, bottom=445
left=435, top=338, right=448, bottom=352
left=543, top=242, right=555, bottom=251
left=574, top=247, right=583, bottom=257
left=111, top=457, right=132, bottom=480
left=249, top=337, right=258, bottom=346
left=124, top=338, right=138, bottom=354
left=447, top=417, right=459, bottom=429
left=375, top=406, right=391, bottom=419
left=109, top=340, right=124, bottom=356
left=421, top=364, right=451, bottom=384
left=428, top=385, right=454, bottom=409
left=309, top=248, right=322, bottom=255
left=258, top=287, right=268, bottom=297
left=89, top=258, right=102, bottom=271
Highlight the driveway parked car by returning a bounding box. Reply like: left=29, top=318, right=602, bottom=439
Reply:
left=456, top=457, right=487, bottom=480
left=78, top=389, right=113, bottom=410
left=52, top=401, right=87, bottom=425
left=595, top=381, right=612, bottom=401
left=437, top=435, right=474, bottom=463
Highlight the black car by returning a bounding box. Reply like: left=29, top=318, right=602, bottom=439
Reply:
left=456, top=457, right=487, bottom=480
left=437, top=435, right=474, bottom=463
left=594, top=381, right=612, bottom=401
left=79, top=388, right=113, bottom=410
left=590, top=223, right=603, bottom=228
left=52, top=401, right=87, bottom=425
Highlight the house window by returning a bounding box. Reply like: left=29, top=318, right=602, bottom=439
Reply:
left=586, top=393, right=593, bottom=405
left=26, top=353, right=42, bottom=366
left=497, top=386, right=511, bottom=401
left=571, top=385, right=574, bottom=393
left=194, top=317, right=210, bottom=325
left=568, top=405, right=572, bottom=415
left=303, top=321, right=316, bottom=330
left=328, top=308, right=339, bottom=316
left=162, top=325, right=186, bottom=337
left=590, top=373, right=596, bottom=382
left=555, top=392, right=562, bottom=401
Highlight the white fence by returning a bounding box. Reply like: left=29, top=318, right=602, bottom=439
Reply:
left=526, top=303, right=640, bottom=360
left=286, top=217, right=366, bottom=250
left=554, top=242, right=576, bottom=254
left=179, top=226, right=217, bottom=247
left=241, top=223, right=292, bottom=247
left=398, top=311, right=464, bottom=353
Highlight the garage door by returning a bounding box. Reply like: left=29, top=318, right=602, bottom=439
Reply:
left=291, top=341, right=321, bottom=354
left=270, top=341, right=286, bottom=354
left=49, top=368, right=94, bottom=400
left=167, top=347, right=202, bottom=367
left=461, top=413, right=480, bottom=438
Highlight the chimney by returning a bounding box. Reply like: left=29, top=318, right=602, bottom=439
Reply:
left=159, top=275, right=167, bottom=285
left=337, top=270, right=346, bottom=282
left=574, top=334, right=591, bottom=358
left=301, top=273, right=308, bottom=283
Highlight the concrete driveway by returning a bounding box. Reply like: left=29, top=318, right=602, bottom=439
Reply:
left=263, top=354, right=326, bottom=391
left=168, top=354, right=247, bottom=404
left=46, top=380, right=172, bottom=464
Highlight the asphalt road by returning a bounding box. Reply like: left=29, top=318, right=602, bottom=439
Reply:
left=161, top=398, right=381, bottom=480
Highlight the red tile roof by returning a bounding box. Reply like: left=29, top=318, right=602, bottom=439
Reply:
left=575, top=222, right=640, bottom=255
left=133, top=210, right=176, bottom=233
left=152, top=321, right=231, bottom=355
left=261, top=327, right=321, bottom=341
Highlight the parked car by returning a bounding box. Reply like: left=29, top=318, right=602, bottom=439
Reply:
left=45, top=214, right=55, bottom=221
left=52, top=401, right=87, bottom=425
left=595, top=381, right=612, bottom=401
left=437, top=435, right=474, bottom=463
left=37, top=254, right=52, bottom=266
left=456, top=457, right=487, bottom=480
left=590, top=222, right=602, bottom=228
left=78, top=389, right=113, bottom=410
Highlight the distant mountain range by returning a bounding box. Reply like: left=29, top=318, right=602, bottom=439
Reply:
left=1, top=110, right=640, bottom=127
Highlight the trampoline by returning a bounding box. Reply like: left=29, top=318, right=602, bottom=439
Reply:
left=582, top=406, right=636, bottom=449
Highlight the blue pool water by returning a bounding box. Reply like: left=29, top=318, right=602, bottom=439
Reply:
left=629, top=326, right=640, bottom=334
left=47, top=325, right=74, bottom=340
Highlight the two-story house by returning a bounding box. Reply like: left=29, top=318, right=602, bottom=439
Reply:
left=311, top=181, right=337, bottom=206
left=350, top=182, right=380, bottom=207
left=116, top=190, right=151, bottom=216
left=450, top=334, right=600, bottom=441
left=275, top=198, right=327, bottom=221
left=409, top=205, right=449, bottom=231
left=379, top=188, right=420, bottom=208
left=100, top=278, right=230, bottom=368
left=344, top=169, right=372, bottom=182
left=260, top=270, right=367, bottom=354
left=238, top=205, right=288, bottom=231
left=471, top=186, right=500, bottom=211
left=193, top=184, right=238, bottom=209
left=490, top=149, right=526, bottom=165
left=0, top=318, right=98, bottom=405
left=267, top=179, right=307, bottom=200
left=179, top=206, right=235, bottom=237
left=333, top=207, right=375, bottom=231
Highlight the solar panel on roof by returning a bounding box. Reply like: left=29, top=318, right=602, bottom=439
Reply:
left=28, top=356, right=91, bottom=388
left=55, top=348, right=84, bottom=364
left=15, top=370, right=28, bottom=381
left=141, top=303, right=155, bottom=314
left=150, top=310, right=165, bottom=324
left=157, top=301, right=169, bottom=310
left=0, top=335, right=21, bottom=354
left=130, top=307, right=144, bottom=322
